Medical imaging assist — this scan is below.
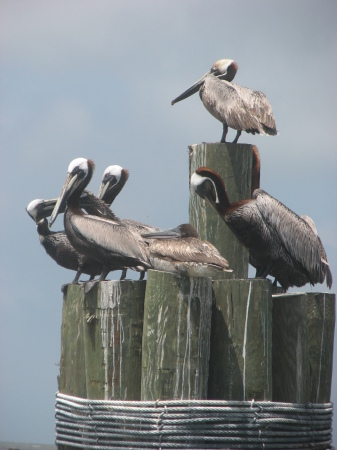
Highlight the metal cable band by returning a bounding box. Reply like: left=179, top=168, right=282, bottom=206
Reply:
left=55, top=392, right=333, bottom=449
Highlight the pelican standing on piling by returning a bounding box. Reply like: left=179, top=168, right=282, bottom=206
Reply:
left=191, top=167, right=332, bottom=291
left=26, top=165, right=132, bottom=282
left=172, top=59, right=278, bottom=144
left=49, top=158, right=152, bottom=281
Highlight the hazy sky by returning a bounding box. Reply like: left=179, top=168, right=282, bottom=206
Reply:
left=1, top=0, right=336, bottom=445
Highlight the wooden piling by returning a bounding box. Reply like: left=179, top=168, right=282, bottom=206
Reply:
left=272, top=292, right=335, bottom=403
left=189, top=142, right=253, bottom=279
left=56, top=140, right=336, bottom=449
left=58, top=280, right=146, bottom=401
left=141, top=270, right=213, bottom=401
left=209, top=278, right=272, bottom=401
left=58, top=284, right=87, bottom=398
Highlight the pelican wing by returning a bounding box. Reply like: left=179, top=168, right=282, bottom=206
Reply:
left=203, top=76, right=266, bottom=133
left=148, top=238, right=230, bottom=269
left=253, top=190, right=324, bottom=282
left=235, top=85, right=277, bottom=132
left=70, top=214, right=150, bottom=264
left=301, top=215, right=333, bottom=288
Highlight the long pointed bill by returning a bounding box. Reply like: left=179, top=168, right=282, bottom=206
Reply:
left=49, top=173, right=77, bottom=227
left=141, top=227, right=181, bottom=240
left=39, top=198, right=59, bottom=216
left=171, top=70, right=211, bottom=105
left=97, top=180, right=109, bottom=200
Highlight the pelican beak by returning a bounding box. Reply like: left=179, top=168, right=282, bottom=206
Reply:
left=171, top=70, right=212, bottom=105
left=97, top=177, right=111, bottom=200
left=49, top=172, right=78, bottom=227
left=141, top=227, right=181, bottom=240
left=39, top=199, right=60, bottom=217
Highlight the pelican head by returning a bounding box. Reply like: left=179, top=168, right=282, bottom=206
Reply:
left=191, top=169, right=219, bottom=206
left=49, top=158, right=94, bottom=227
left=171, top=58, right=238, bottom=105
left=142, top=223, right=199, bottom=240
left=97, top=165, right=129, bottom=203
left=26, top=198, right=59, bottom=223
left=191, top=167, right=233, bottom=217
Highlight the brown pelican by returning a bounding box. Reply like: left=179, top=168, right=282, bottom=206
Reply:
left=142, top=223, right=232, bottom=278
left=26, top=166, right=130, bottom=283
left=26, top=165, right=154, bottom=281
left=172, top=59, right=278, bottom=143
left=191, top=167, right=332, bottom=290
left=49, top=158, right=152, bottom=281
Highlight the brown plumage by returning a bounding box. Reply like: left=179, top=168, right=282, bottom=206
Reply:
left=26, top=166, right=132, bottom=282
left=172, top=58, right=278, bottom=143
left=191, top=167, right=332, bottom=291
left=142, top=223, right=232, bottom=278
left=35, top=218, right=103, bottom=283
left=49, top=158, right=151, bottom=281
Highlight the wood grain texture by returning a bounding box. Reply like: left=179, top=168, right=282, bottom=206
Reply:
left=58, top=280, right=145, bottom=401
left=58, top=284, right=87, bottom=398
left=189, top=143, right=253, bottom=279
left=209, top=278, right=272, bottom=401
left=141, top=270, right=213, bottom=401
left=272, top=292, right=335, bottom=403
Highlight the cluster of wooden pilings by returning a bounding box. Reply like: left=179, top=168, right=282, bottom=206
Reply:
left=57, top=144, right=335, bottom=448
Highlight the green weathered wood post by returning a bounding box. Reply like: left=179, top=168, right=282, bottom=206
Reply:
left=58, top=280, right=146, bottom=401
left=189, top=143, right=273, bottom=401
left=209, top=279, right=272, bottom=400
left=272, top=292, right=335, bottom=403
left=58, top=284, right=87, bottom=398
left=189, top=142, right=254, bottom=278
left=141, top=270, right=213, bottom=400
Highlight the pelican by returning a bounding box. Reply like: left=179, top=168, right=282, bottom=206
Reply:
left=26, top=166, right=130, bottom=283
left=172, top=59, right=278, bottom=143
left=142, top=223, right=232, bottom=278
left=26, top=165, right=154, bottom=281
left=49, top=158, right=151, bottom=281
left=191, top=167, right=332, bottom=290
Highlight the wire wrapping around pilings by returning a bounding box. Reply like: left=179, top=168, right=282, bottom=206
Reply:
left=55, top=392, right=333, bottom=449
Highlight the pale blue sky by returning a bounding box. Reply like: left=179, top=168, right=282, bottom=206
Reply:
left=1, top=0, right=336, bottom=445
